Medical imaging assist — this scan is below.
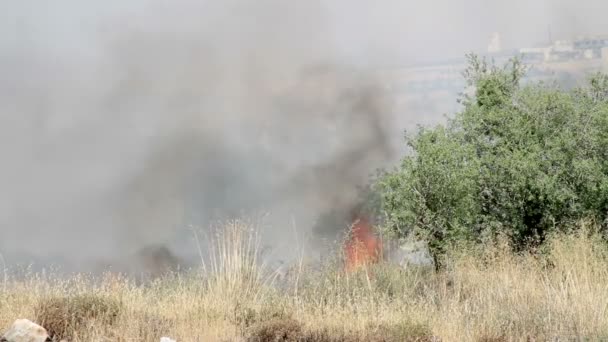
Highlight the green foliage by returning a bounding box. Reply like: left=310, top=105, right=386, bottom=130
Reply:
left=376, top=53, right=608, bottom=265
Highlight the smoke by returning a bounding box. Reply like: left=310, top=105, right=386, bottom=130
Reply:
left=1, top=0, right=608, bottom=274
left=0, top=0, right=396, bottom=273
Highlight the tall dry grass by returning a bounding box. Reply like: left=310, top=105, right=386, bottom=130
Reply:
left=1, top=220, right=608, bottom=341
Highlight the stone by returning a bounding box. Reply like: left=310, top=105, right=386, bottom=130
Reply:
left=1, top=319, right=50, bottom=342
left=160, top=338, right=176, bottom=342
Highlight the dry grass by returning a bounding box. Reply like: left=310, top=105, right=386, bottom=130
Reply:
left=35, top=294, right=121, bottom=340
left=1, top=220, right=608, bottom=341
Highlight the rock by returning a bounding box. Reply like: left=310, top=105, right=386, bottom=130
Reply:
left=1, top=319, right=50, bottom=342
left=160, top=338, right=176, bottom=342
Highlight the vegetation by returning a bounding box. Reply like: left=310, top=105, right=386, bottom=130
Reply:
left=376, top=54, right=608, bottom=265
left=35, top=294, right=121, bottom=340
left=3, top=56, right=608, bottom=341
left=2, top=222, right=608, bottom=341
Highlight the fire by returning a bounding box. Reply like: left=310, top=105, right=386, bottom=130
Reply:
left=344, top=215, right=383, bottom=272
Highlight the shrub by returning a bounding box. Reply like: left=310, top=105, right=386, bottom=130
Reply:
left=245, top=318, right=304, bottom=342
left=376, top=53, right=608, bottom=265
left=245, top=318, right=435, bottom=342
left=370, top=321, right=435, bottom=342
left=35, top=294, right=121, bottom=340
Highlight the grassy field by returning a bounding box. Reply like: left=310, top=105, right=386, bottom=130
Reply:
left=2, top=221, right=608, bottom=341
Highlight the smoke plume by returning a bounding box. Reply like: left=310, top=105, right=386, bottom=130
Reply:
left=0, top=0, right=395, bottom=273
left=2, top=0, right=608, bottom=274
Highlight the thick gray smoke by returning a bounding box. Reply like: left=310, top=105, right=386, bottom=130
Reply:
left=0, top=0, right=396, bottom=273
left=1, top=0, right=607, bottom=274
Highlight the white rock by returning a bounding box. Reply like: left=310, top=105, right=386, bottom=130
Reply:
left=1, top=319, right=50, bottom=342
left=160, top=338, right=176, bottom=342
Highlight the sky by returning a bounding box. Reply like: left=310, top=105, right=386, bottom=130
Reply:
left=0, top=0, right=607, bottom=273
left=4, top=1, right=608, bottom=65
left=326, top=0, right=608, bottom=65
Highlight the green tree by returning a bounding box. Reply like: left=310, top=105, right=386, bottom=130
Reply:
left=376, top=54, right=608, bottom=267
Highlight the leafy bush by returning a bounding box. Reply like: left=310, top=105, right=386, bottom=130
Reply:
left=377, top=54, right=608, bottom=266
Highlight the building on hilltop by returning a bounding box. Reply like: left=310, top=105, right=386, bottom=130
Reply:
left=573, top=36, right=608, bottom=59
left=519, top=35, right=608, bottom=63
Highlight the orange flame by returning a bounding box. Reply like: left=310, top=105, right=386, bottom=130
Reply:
left=344, top=215, right=382, bottom=272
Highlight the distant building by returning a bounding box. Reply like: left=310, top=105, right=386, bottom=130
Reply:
left=573, top=36, right=608, bottom=59
left=519, top=46, right=550, bottom=63
left=519, top=35, right=608, bottom=63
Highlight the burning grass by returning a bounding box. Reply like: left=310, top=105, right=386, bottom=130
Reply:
left=1, top=221, right=608, bottom=341
left=343, top=215, right=383, bottom=273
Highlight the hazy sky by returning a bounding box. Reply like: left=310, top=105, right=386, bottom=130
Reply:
left=324, top=0, right=608, bottom=65
left=3, top=1, right=608, bottom=66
